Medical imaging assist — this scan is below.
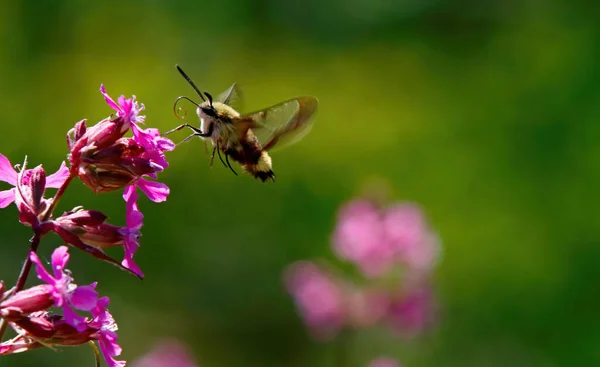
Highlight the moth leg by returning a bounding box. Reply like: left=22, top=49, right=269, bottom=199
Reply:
left=175, top=134, right=197, bottom=147
left=164, top=123, right=202, bottom=136
left=210, top=147, right=216, bottom=167
left=203, top=141, right=208, bottom=155
left=225, top=154, right=238, bottom=176
left=216, top=146, right=228, bottom=169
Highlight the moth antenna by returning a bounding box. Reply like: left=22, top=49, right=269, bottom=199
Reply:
left=204, top=92, right=214, bottom=107
left=173, top=96, right=200, bottom=120
left=176, top=64, right=206, bottom=102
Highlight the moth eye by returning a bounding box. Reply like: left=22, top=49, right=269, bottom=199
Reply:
left=202, top=106, right=217, bottom=117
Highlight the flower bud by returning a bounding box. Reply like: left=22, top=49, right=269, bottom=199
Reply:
left=14, top=161, right=50, bottom=227
left=0, top=285, right=54, bottom=317
left=76, top=138, right=159, bottom=194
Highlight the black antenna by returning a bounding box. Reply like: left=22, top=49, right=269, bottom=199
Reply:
left=204, top=92, right=214, bottom=107
left=176, top=64, right=206, bottom=102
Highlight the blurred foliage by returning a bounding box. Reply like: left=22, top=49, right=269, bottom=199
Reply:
left=1, top=0, right=600, bottom=366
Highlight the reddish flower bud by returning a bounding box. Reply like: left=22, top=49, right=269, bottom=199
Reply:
left=0, top=285, right=54, bottom=317
left=50, top=208, right=143, bottom=278
left=13, top=160, right=51, bottom=227
left=75, top=137, right=160, bottom=194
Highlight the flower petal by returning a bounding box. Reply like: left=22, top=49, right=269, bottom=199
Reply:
left=136, top=178, right=169, bottom=203
left=0, top=188, right=16, bottom=208
left=50, top=246, right=70, bottom=279
left=0, top=154, right=17, bottom=185
left=100, top=85, right=122, bottom=114
left=123, top=185, right=143, bottom=229
left=30, top=251, right=56, bottom=286
left=62, top=304, right=88, bottom=332
left=121, top=256, right=144, bottom=278
left=70, top=284, right=99, bottom=311
left=45, top=161, right=70, bottom=188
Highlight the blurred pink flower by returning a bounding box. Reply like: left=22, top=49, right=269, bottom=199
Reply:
left=285, top=262, right=346, bottom=340
left=333, top=199, right=439, bottom=278
left=131, top=339, right=198, bottom=367
left=387, top=287, right=433, bottom=337
left=368, top=357, right=402, bottom=367
left=332, top=200, right=396, bottom=278
left=347, top=288, right=390, bottom=328
left=383, top=204, right=440, bottom=274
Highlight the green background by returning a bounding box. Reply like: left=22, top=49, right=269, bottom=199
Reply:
left=1, top=0, right=599, bottom=366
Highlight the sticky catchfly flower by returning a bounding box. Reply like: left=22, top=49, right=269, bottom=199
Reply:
left=29, top=246, right=99, bottom=331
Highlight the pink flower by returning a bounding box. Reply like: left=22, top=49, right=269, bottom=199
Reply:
left=383, top=204, right=439, bottom=274
left=0, top=154, right=69, bottom=210
left=368, top=357, right=401, bottom=367
left=332, top=199, right=439, bottom=278
left=88, top=297, right=125, bottom=367
left=131, top=340, right=198, bottom=367
left=347, top=288, right=390, bottom=328
left=51, top=208, right=144, bottom=278
left=68, top=86, right=172, bottom=203
left=2, top=301, right=125, bottom=367
left=285, top=262, right=345, bottom=340
left=29, top=246, right=99, bottom=331
left=332, top=200, right=396, bottom=278
left=122, top=186, right=144, bottom=276
left=100, top=84, right=145, bottom=127
left=387, top=287, right=433, bottom=337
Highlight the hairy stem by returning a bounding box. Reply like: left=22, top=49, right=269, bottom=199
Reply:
left=0, top=171, right=76, bottom=341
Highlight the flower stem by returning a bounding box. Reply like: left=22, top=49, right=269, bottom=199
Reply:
left=337, top=329, right=353, bottom=367
left=0, top=171, right=75, bottom=341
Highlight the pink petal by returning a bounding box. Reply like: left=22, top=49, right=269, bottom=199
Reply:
left=136, top=178, right=169, bottom=203
left=98, top=330, right=125, bottom=367
left=70, top=284, right=99, bottom=311
left=100, top=85, right=122, bottom=114
left=0, top=154, right=17, bottom=185
left=0, top=188, right=16, bottom=208
left=50, top=246, right=70, bottom=279
left=62, top=304, right=88, bottom=332
left=30, top=251, right=56, bottom=286
left=121, top=256, right=144, bottom=278
left=123, top=185, right=143, bottom=229
left=45, top=161, right=70, bottom=188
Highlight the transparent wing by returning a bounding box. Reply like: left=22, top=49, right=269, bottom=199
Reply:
left=216, top=83, right=243, bottom=111
left=242, top=97, right=318, bottom=152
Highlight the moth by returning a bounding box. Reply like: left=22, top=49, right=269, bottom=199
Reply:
left=166, top=65, right=318, bottom=182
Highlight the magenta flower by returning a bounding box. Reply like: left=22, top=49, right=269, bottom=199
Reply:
left=30, top=246, right=99, bottom=331
left=100, top=84, right=145, bottom=127
left=88, top=297, right=125, bottom=367
left=51, top=208, right=144, bottom=278
left=332, top=200, right=396, bottom=278
left=122, top=186, right=144, bottom=276
left=69, top=86, right=172, bottom=203
left=368, top=357, right=401, bottom=367
left=387, top=287, right=433, bottom=337
left=285, top=262, right=345, bottom=340
left=383, top=204, right=440, bottom=274
left=131, top=340, right=199, bottom=367
left=0, top=154, right=69, bottom=209
left=333, top=199, right=439, bottom=278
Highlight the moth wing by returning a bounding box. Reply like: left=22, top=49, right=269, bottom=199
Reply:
left=241, top=97, right=318, bottom=152
left=216, top=83, right=243, bottom=111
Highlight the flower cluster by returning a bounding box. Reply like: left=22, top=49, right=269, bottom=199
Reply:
left=285, top=196, right=441, bottom=364
left=1, top=247, right=124, bottom=367
left=0, top=86, right=174, bottom=366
